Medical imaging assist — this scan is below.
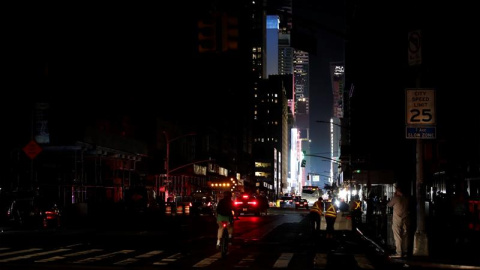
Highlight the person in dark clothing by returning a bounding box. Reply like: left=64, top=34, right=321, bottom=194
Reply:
left=349, top=195, right=362, bottom=231
left=309, top=197, right=324, bottom=232
left=324, top=195, right=337, bottom=239
left=216, top=191, right=235, bottom=248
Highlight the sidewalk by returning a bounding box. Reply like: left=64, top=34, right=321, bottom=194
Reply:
left=358, top=214, right=480, bottom=269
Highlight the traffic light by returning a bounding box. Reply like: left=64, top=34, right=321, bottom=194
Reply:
left=198, top=17, right=217, bottom=53
left=301, top=159, right=306, bottom=167
left=221, top=13, right=238, bottom=51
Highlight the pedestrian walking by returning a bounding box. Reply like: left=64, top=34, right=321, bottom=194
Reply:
left=387, top=185, right=410, bottom=258
left=324, top=195, right=337, bottom=239
left=309, top=197, right=323, bottom=233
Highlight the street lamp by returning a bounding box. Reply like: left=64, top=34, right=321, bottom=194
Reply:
left=163, top=131, right=196, bottom=192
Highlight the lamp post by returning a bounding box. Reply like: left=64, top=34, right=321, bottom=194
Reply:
left=163, top=131, right=196, bottom=197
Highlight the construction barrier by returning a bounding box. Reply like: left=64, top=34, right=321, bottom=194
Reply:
left=165, top=205, right=172, bottom=215
left=176, top=205, right=183, bottom=215
left=184, top=205, right=190, bottom=215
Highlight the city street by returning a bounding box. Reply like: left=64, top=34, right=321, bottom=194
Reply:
left=0, top=208, right=392, bottom=270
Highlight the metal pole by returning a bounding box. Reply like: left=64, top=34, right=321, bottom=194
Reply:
left=413, top=63, right=429, bottom=256
left=413, top=138, right=428, bottom=256
left=163, top=131, right=170, bottom=199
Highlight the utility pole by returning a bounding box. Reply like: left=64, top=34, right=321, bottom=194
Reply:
left=406, top=30, right=430, bottom=256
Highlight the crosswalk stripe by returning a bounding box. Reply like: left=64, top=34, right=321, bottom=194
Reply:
left=36, top=249, right=104, bottom=263
left=193, top=252, right=221, bottom=268
left=73, top=250, right=134, bottom=264
left=114, top=250, right=164, bottom=265
left=273, top=252, right=293, bottom=268
left=0, top=248, right=42, bottom=257
left=153, top=252, right=183, bottom=266
left=0, top=248, right=70, bottom=263
left=135, top=250, right=164, bottom=258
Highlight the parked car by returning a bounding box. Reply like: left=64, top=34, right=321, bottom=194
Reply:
left=6, top=197, right=61, bottom=229
left=233, top=193, right=267, bottom=216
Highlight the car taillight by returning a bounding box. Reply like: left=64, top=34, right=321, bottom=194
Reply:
left=45, top=211, right=56, bottom=219
left=248, top=201, right=257, bottom=206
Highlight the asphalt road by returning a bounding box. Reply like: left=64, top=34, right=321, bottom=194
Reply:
left=0, top=208, right=429, bottom=269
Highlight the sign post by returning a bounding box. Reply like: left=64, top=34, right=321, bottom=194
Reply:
left=406, top=88, right=433, bottom=257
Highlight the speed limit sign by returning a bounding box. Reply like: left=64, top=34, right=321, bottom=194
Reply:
left=406, top=89, right=435, bottom=125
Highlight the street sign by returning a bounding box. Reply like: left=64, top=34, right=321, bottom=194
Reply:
left=406, top=126, right=436, bottom=139
left=22, top=140, right=42, bottom=159
left=408, top=30, right=422, bottom=66
left=406, top=89, right=435, bottom=125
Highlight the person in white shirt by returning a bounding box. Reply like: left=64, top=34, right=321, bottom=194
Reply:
left=387, top=185, right=410, bottom=258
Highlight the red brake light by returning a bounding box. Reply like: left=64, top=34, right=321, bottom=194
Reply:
left=242, top=195, right=249, bottom=199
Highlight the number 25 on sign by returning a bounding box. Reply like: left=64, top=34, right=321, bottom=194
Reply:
left=406, top=89, right=435, bottom=125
